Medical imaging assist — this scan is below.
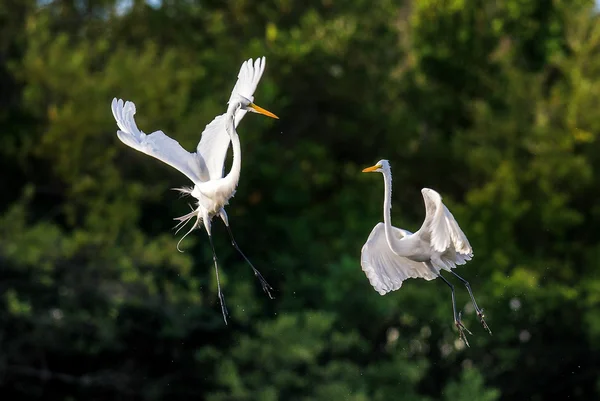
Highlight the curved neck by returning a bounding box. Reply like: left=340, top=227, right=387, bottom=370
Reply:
left=381, top=169, right=402, bottom=255
left=221, top=112, right=241, bottom=191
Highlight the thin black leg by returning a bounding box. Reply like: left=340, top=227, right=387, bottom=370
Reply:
left=224, top=224, right=274, bottom=299
left=438, top=273, right=472, bottom=347
left=208, top=234, right=228, bottom=324
left=450, top=271, right=492, bottom=335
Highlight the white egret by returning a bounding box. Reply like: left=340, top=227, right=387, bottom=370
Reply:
left=360, top=159, right=491, bottom=346
left=111, top=57, right=279, bottom=324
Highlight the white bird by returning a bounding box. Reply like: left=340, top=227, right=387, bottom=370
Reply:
left=111, top=57, right=279, bottom=324
left=360, top=159, right=491, bottom=345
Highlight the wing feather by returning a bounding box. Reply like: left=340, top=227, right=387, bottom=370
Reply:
left=361, top=223, right=437, bottom=296
left=111, top=98, right=207, bottom=183
left=228, top=57, right=266, bottom=105
left=196, top=57, right=268, bottom=181
left=195, top=113, right=230, bottom=181
left=443, top=206, right=472, bottom=255
left=418, top=188, right=473, bottom=262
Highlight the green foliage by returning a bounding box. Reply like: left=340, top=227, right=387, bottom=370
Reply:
left=443, top=367, right=500, bottom=401
left=1, top=0, right=600, bottom=400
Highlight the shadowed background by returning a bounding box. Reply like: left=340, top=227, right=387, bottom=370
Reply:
left=1, top=0, right=600, bottom=400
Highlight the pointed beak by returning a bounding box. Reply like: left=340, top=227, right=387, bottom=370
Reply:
left=362, top=164, right=381, bottom=173
left=248, top=102, right=279, bottom=119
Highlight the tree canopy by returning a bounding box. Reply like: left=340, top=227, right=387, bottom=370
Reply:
left=1, top=0, right=600, bottom=400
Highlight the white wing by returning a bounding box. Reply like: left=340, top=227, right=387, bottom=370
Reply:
left=228, top=57, right=266, bottom=105
left=227, top=56, right=267, bottom=125
left=196, top=57, right=268, bottom=181
left=195, top=113, right=229, bottom=181
left=361, top=223, right=437, bottom=296
left=112, top=98, right=208, bottom=184
left=418, top=188, right=473, bottom=261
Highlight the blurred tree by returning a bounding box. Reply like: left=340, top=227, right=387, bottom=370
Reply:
left=1, top=0, right=600, bottom=400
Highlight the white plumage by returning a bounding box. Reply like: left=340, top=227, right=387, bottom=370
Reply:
left=111, top=57, right=279, bottom=324
left=361, top=223, right=438, bottom=296
left=360, top=159, right=490, bottom=345
left=112, top=98, right=207, bottom=183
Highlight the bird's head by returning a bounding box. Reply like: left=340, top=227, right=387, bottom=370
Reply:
left=362, top=159, right=390, bottom=174
left=235, top=95, right=279, bottom=119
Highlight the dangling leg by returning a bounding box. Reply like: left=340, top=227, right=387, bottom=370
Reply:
left=437, top=272, right=472, bottom=347
left=450, top=271, right=492, bottom=335
left=219, top=209, right=274, bottom=299
left=204, top=218, right=228, bottom=324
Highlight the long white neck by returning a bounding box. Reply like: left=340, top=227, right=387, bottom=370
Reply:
left=220, top=112, right=242, bottom=193
left=381, top=168, right=405, bottom=255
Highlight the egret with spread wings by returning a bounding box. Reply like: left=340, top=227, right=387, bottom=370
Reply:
left=360, top=159, right=491, bottom=346
left=111, top=57, right=278, bottom=324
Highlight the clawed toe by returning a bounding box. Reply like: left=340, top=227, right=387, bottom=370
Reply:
left=455, top=312, right=472, bottom=347
left=218, top=292, right=229, bottom=325
left=455, top=322, right=471, bottom=347
left=477, top=309, right=492, bottom=335
left=253, top=269, right=275, bottom=299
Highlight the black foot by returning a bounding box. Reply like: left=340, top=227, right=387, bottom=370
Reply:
left=252, top=267, right=275, bottom=299
left=218, top=289, right=229, bottom=325
left=477, top=309, right=492, bottom=335
left=455, top=311, right=472, bottom=347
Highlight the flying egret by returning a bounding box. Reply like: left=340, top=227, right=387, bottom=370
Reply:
left=360, top=159, right=491, bottom=346
left=111, top=57, right=279, bottom=324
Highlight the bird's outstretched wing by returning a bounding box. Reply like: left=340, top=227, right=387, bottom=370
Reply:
left=228, top=56, right=266, bottom=104
left=196, top=57, right=267, bottom=181
left=112, top=98, right=207, bottom=184
left=361, top=223, right=437, bottom=296
left=227, top=56, right=267, bottom=126
left=418, top=188, right=473, bottom=259
left=195, top=113, right=230, bottom=181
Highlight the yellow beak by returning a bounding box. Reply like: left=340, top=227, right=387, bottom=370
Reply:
left=362, top=164, right=381, bottom=173
left=248, top=103, right=279, bottom=119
